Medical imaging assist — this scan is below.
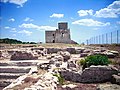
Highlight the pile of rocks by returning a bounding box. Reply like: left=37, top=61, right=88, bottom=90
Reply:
left=74, top=46, right=119, bottom=58
left=97, top=84, right=120, bottom=90
left=40, top=51, right=71, bottom=69
left=31, top=47, right=47, bottom=56
left=24, top=73, right=58, bottom=90
left=0, top=50, right=10, bottom=60
left=1, top=46, right=119, bottom=60
left=112, top=74, right=120, bottom=85
left=57, top=51, right=71, bottom=61
left=4, top=72, right=58, bottom=90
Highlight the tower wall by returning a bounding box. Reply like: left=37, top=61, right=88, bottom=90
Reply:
left=55, top=29, right=71, bottom=43
left=45, top=22, right=72, bottom=44
left=58, top=22, right=68, bottom=30
left=45, top=31, right=56, bottom=43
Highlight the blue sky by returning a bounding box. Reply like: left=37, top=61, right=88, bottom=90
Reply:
left=0, top=0, right=120, bottom=43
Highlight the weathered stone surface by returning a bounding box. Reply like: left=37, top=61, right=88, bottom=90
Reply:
left=80, top=66, right=118, bottom=83
left=97, top=84, right=120, bottom=90
left=46, top=48, right=62, bottom=54
left=58, top=51, right=71, bottom=61
left=7, top=50, right=15, bottom=55
left=110, top=51, right=119, bottom=55
left=0, top=79, right=14, bottom=87
left=60, top=66, right=118, bottom=83
left=0, top=73, right=25, bottom=79
left=75, top=48, right=85, bottom=54
left=24, top=73, right=58, bottom=90
left=112, top=75, right=120, bottom=85
left=31, top=47, right=44, bottom=51
left=48, top=54, right=63, bottom=67
left=31, top=47, right=47, bottom=56
left=0, top=50, right=10, bottom=59
left=57, top=84, right=97, bottom=90
left=0, top=68, right=30, bottom=73
left=59, top=69, right=80, bottom=82
left=3, top=74, right=28, bottom=90
left=67, top=61, right=76, bottom=69
left=10, top=51, right=38, bottom=60
left=37, top=63, right=50, bottom=70
left=83, top=49, right=91, bottom=53
left=80, top=53, right=88, bottom=57
left=66, top=47, right=76, bottom=54
left=105, top=52, right=116, bottom=58
left=53, top=54, right=64, bottom=61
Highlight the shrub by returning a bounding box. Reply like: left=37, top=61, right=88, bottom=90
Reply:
left=80, top=54, right=110, bottom=70
left=53, top=73, right=64, bottom=85
left=79, top=59, right=86, bottom=66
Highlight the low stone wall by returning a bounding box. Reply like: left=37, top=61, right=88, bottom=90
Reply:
left=59, top=66, right=118, bottom=83
left=10, top=51, right=38, bottom=60
left=0, top=68, right=31, bottom=73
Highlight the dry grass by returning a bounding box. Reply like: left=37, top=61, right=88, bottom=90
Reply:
left=37, top=69, right=47, bottom=75
left=0, top=43, right=81, bottom=50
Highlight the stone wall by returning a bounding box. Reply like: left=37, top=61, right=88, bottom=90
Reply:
left=45, top=22, right=73, bottom=44
left=45, top=31, right=56, bottom=43
left=55, top=29, right=71, bottom=43
left=59, top=66, right=118, bottom=83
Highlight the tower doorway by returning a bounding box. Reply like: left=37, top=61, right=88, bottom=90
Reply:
left=53, top=40, right=55, bottom=43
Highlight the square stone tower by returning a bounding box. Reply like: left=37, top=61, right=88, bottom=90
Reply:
left=58, top=22, right=68, bottom=30
left=45, top=22, right=72, bottom=43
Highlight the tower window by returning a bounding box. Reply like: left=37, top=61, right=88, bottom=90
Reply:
left=62, top=33, right=64, bottom=37
left=53, top=34, right=54, bottom=36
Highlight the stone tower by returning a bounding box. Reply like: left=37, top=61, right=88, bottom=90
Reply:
left=45, top=22, right=73, bottom=44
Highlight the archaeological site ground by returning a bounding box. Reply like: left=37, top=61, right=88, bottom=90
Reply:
left=0, top=43, right=120, bottom=90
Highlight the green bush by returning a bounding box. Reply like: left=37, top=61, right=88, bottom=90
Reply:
left=80, top=54, right=110, bottom=70
left=79, top=59, right=86, bottom=66
left=53, top=73, right=64, bottom=85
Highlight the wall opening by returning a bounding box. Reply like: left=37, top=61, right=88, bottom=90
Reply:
left=62, top=33, right=64, bottom=37
left=53, top=40, right=55, bottom=43
left=53, top=34, right=54, bottom=36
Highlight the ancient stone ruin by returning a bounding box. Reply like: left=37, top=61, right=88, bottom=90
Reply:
left=45, top=22, right=77, bottom=44
left=0, top=45, right=120, bottom=90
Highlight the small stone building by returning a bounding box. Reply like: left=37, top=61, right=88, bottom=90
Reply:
left=45, top=22, right=76, bottom=44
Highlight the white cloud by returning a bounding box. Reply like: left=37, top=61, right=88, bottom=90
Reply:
left=11, top=28, right=16, bottom=31
left=93, top=28, right=99, bottom=30
left=70, top=17, right=74, bottom=19
left=50, top=13, right=64, bottom=18
left=4, top=26, right=17, bottom=32
left=77, top=9, right=93, bottom=16
left=13, top=34, right=16, bottom=36
left=94, top=1, right=120, bottom=18
left=9, top=18, right=15, bottom=22
left=18, top=30, right=32, bottom=36
left=72, top=19, right=110, bottom=26
left=1, top=0, right=28, bottom=7
left=11, top=28, right=17, bottom=32
left=24, top=17, right=34, bottom=22
left=4, top=26, right=10, bottom=29
left=117, top=21, right=120, bottom=24
left=19, top=23, right=56, bottom=30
